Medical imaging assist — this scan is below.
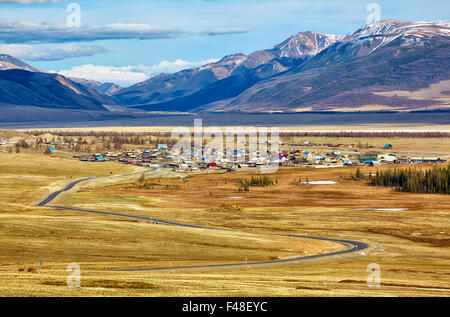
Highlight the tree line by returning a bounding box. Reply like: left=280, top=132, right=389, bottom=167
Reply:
left=25, top=130, right=173, bottom=138
left=281, top=131, right=450, bottom=138
left=366, top=165, right=450, bottom=194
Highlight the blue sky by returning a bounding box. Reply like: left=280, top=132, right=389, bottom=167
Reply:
left=0, top=0, right=449, bottom=86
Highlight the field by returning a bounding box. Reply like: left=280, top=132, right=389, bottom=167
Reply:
left=0, top=135, right=449, bottom=297
left=281, top=135, right=450, bottom=155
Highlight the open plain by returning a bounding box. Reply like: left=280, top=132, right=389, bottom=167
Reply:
left=0, top=131, right=449, bottom=297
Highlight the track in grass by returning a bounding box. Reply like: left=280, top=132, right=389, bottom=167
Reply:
left=38, top=174, right=370, bottom=272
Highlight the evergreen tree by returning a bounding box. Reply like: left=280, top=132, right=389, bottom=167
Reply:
left=368, top=165, right=450, bottom=194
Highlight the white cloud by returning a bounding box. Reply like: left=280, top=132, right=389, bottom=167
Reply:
left=137, top=58, right=219, bottom=75
left=57, top=64, right=149, bottom=86
left=202, top=28, right=251, bottom=36
left=55, top=58, right=219, bottom=86
left=0, top=19, right=185, bottom=44
left=0, top=18, right=249, bottom=44
left=0, top=43, right=108, bottom=61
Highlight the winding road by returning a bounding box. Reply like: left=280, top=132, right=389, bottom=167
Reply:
left=36, top=170, right=370, bottom=272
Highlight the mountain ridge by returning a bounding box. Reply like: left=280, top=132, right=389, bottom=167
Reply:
left=1, top=19, right=449, bottom=117
left=0, top=54, right=42, bottom=72
left=113, top=31, right=342, bottom=108
left=128, top=19, right=450, bottom=113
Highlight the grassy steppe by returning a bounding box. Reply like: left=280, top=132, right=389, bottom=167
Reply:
left=0, top=153, right=144, bottom=209
left=0, top=140, right=449, bottom=297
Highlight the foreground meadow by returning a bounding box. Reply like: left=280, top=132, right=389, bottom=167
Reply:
left=0, top=143, right=449, bottom=296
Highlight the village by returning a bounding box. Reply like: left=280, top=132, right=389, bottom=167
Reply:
left=1, top=133, right=447, bottom=172
left=69, top=140, right=447, bottom=171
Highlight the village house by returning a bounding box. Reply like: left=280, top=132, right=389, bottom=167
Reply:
left=377, top=154, right=398, bottom=163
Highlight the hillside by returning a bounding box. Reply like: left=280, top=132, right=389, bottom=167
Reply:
left=114, top=32, right=341, bottom=109
left=69, top=77, right=122, bottom=96
left=130, top=20, right=450, bottom=113
left=0, top=54, right=41, bottom=72
left=0, top=53, right=118, bottom=113
left=0, top=69, right=111, bottom=111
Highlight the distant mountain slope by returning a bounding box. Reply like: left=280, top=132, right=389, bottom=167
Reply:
left=123, top=32, right=341, bottom=111
left=130, top=20, right=450, bottom=113
left=210, top=20, right=450, bottom=112
left=69, top=77, right=122, bottom=96
left=1, top=20, right=448, bottom=117
left=0, top=69, right=110, bottom=111
left=113, top=54, right=248, bottom=106
left=0, top=54, right=41, bottom=72
left=0, top=53, right=117, bottom=111
left=98, top=82, right=122, bottom=96
left=131, top=57, right=307, bottom=112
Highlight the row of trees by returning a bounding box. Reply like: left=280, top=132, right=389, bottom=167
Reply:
left=25, top=131, right=178, bottom=152
left=25, top=130, right=173, bottom=138
left=368, top=165, right=450, bottom=194
left=35, top=135, right=176, bottom=148
left=281, top=131, right=450, bottom=138
left=26, top=130, right=450, bottom=139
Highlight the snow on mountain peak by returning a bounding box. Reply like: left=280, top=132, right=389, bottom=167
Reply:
left=342, top=20, right=450, bottom=54
left=345, top=19, right=450, bottom=40
left=273, top=31, right=343, bottom=58
left=0, top=54, right=40, bottom=72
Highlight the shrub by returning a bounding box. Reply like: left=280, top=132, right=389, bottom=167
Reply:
left=238, top=176, right=275, bottom=187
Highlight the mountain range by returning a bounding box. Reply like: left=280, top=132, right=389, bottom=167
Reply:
left=0, top=19, right=449, bottom=118
left=0, top=55, right=114, bottom=111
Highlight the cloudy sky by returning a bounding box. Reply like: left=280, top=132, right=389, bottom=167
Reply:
left=1, top=0, right=449, bottom=86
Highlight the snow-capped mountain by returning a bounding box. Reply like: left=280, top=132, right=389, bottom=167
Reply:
left=0, top=54, right=40, bottom=72
left=1, top=20, right=449, bottom=116
left=113, top=31, right=340, bottom=107
left=127, top=19, right=450, bottom=112
left=345, top=20, right=450, bottom=41
left=340, top=20, right=450, bottom=55
left=205, top=19, right=450, bottom=112
left=273, top=31, right=343, bottom=58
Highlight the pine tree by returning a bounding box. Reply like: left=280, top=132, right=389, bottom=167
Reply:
left=367, top=165, right=449, bottom=195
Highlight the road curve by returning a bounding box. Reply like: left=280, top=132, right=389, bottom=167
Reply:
left=37, top=178, right=92, bottom=207
left=36, top=169, right=159, bottom=207
left=37, top=174, right=370, bottom=272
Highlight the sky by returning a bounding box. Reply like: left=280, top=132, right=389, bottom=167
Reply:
left=0, top=0, right=449, bottom=86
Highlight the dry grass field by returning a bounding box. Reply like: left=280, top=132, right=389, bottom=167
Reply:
left=0, top=137, right=449, bottom=297
left=282, top=136, right=450, bottom=156
left=0, top=153, right=145, bottom=210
